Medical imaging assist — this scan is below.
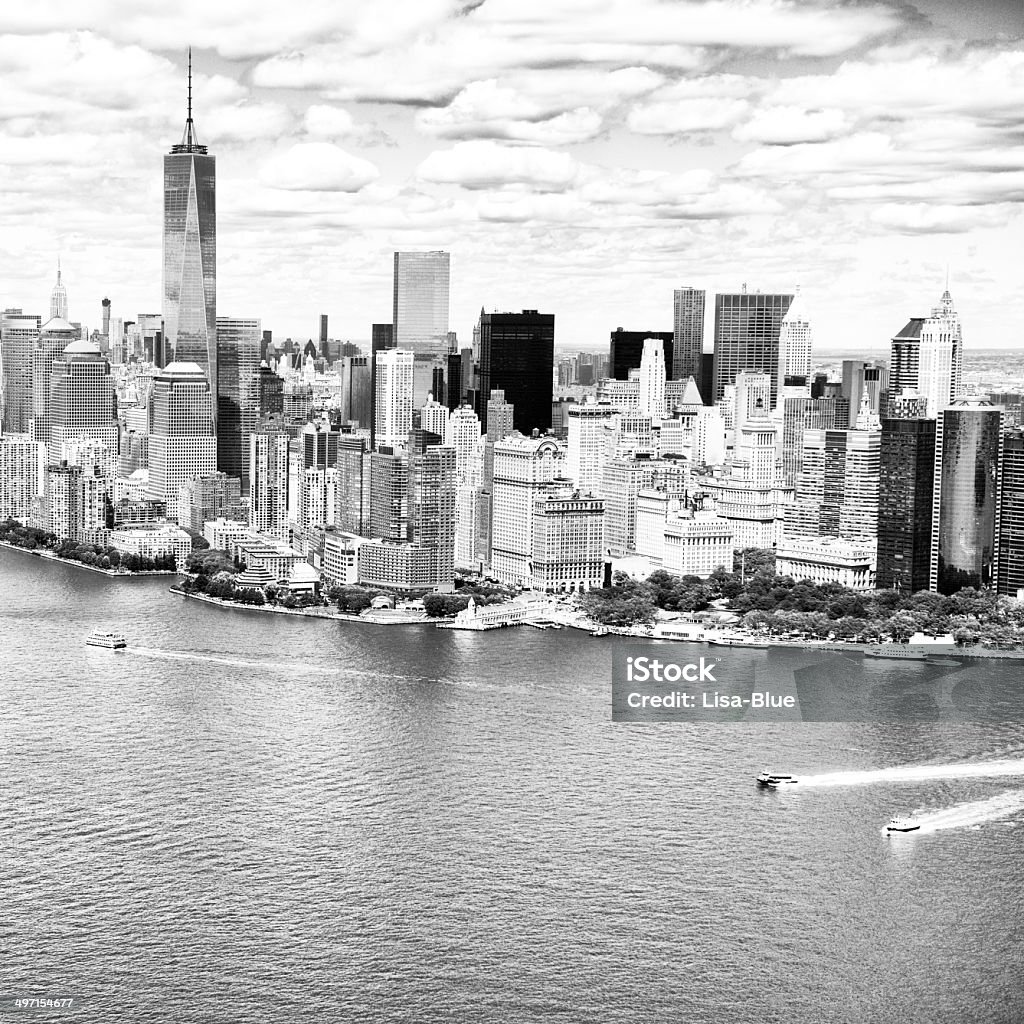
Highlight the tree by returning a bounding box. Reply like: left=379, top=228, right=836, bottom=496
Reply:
left=887, top=612, right=919, bottom=643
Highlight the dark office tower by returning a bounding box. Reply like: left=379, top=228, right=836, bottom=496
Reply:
left=260, top=330, right=272, bottom=361
left=101, top=298, right=111, bottom=340
left=214, top=317, right=260, bottom=483
left=810, top=372, right=828, bottom=399
left=474, top=311, right=554, bottom=435
left=930, top=399, right=1003, bottom=595
left=672, top=287, right=705, bottom=381
left=609, top=329, right=674, bottom=381
left=446, top=351, right=464, bottom=408
left=877, top=418, right=937, bottom=593
left=253, top=363, right=283, bottom=419
left=997, top=429, right=1024, bottom=596
left=319, top=314, right=328, bottom=351
left=699, top=352, right=715, bottom=406
left=888, top=317, right=924, bottom=410
left=163, top=50, right=216, bottom=403
left=712, top=290, right=792, bottom=407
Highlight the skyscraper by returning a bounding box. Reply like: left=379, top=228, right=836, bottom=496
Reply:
left=712, top=290, right=793, bottom=407
left=393, top=251, right=450, bottom=407
left=163, top=52, right=216, bottom=401
left=215, top=317, right=260, bottom=483
left=672, top=288, right=705, bottom=381
left=779, top=288, right=812, bottom=383
left=374, top=349, right=414, bottom=450
left=997, top=429, right=1024, bottom=597
left=918, top=289, right=962, bottom=418
left=32, top=284, right=79, bottom=449
left=147, top=362, right=217, bottom=514
left=638, top=338, right=667, bottom=420
left=476, top=310, right=554, bottom=435
left=888, top=317, right=924, bottom=410
left=876, top=418, right=936, bottom=593
left=47, top=341, right=118, bottom=470
left=249, top=420, right=291, bottom=540
left=930, top=399, right=1002, bottom=594
left=1, top=310, right=41, bottom=433
left=609, top=329, right=674, bottom=382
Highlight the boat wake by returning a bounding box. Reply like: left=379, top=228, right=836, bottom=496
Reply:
left=797, top=759, right=1024, bottom=788
left=885, top=790, right=1024, bottom=835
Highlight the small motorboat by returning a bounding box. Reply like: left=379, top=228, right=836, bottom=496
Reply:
left=886, top=816, right=921, bottom=833
left=756, top=771, right=798, bottom=787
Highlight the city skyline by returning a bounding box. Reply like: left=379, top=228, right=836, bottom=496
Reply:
left=0, top=3, right=1020, bottom=350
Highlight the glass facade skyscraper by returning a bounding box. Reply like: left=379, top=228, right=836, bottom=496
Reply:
left=712, top=291, right=793, bottom=408
left=392, top=252, right=450, bottom=407
left=672, top=287, right=705, bottom=382
left=163, top=55, right=216, bottom=409
left=997, top=428, right=1024, bottom=596
left=930, top=399, right=1002, bottom=595
left=476, top=310, right=554, bottom=436
left=215, top=317, right=260, bottom=483
left=877, top=417, right=936, bottom=593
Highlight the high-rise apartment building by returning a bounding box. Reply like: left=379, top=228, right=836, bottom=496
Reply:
left=712, top=290, right=793, bottom=407
left=393, top=251, right=450, bottom=407
left=876, top=418, right=936, bottom=593
left=163, top=54, right=217, bottom=397
left=249, top=421, right=291, bottom=540
left=0, top=433, right=45, bottom=522
left=476, top=311, right=554, bottom=435
left=930, top=399, right=1002, bottom=594
left=374, top=349, right=414, bottom=450
left=672, top=288, right=705, bottom=381
left=147, top=362, right=217, bottom=514
left=215, top=317, right=260, bottom=483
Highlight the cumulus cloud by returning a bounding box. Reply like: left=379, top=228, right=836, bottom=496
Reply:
left=733, top=106, right=850, bottom=145
left=260, top=143, right=380, bottom=192
left=416, top=140, right=582, bottom=191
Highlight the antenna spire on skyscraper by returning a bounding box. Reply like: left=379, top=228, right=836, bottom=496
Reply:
left=173, top=46, right=207, bottom=154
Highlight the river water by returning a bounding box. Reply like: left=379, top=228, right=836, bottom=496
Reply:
left=1, top=547, right=1022, bottom=1022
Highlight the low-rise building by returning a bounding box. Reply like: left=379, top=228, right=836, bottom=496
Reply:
left=109, top=523, right=192, bottom=568
left=776, top=537, right=876, bottom=590
left=357, top=539, right=448, bottom=592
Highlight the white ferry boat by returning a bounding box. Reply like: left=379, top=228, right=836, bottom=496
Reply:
left=756, top=771, right=798, bottom=788
left=886, top=816, right=921, bottom=833
left=865, top=646, right=928, bottom=661
left=85, top=631, right=128, bottom=650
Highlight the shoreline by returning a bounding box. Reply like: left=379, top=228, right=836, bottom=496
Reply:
left=170, top=586, right=432, bottom=626
left=0, top=539, right=180, bottom=578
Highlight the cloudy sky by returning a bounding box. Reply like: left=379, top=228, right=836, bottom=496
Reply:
left=0, top=1, right=1021, bottom=352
